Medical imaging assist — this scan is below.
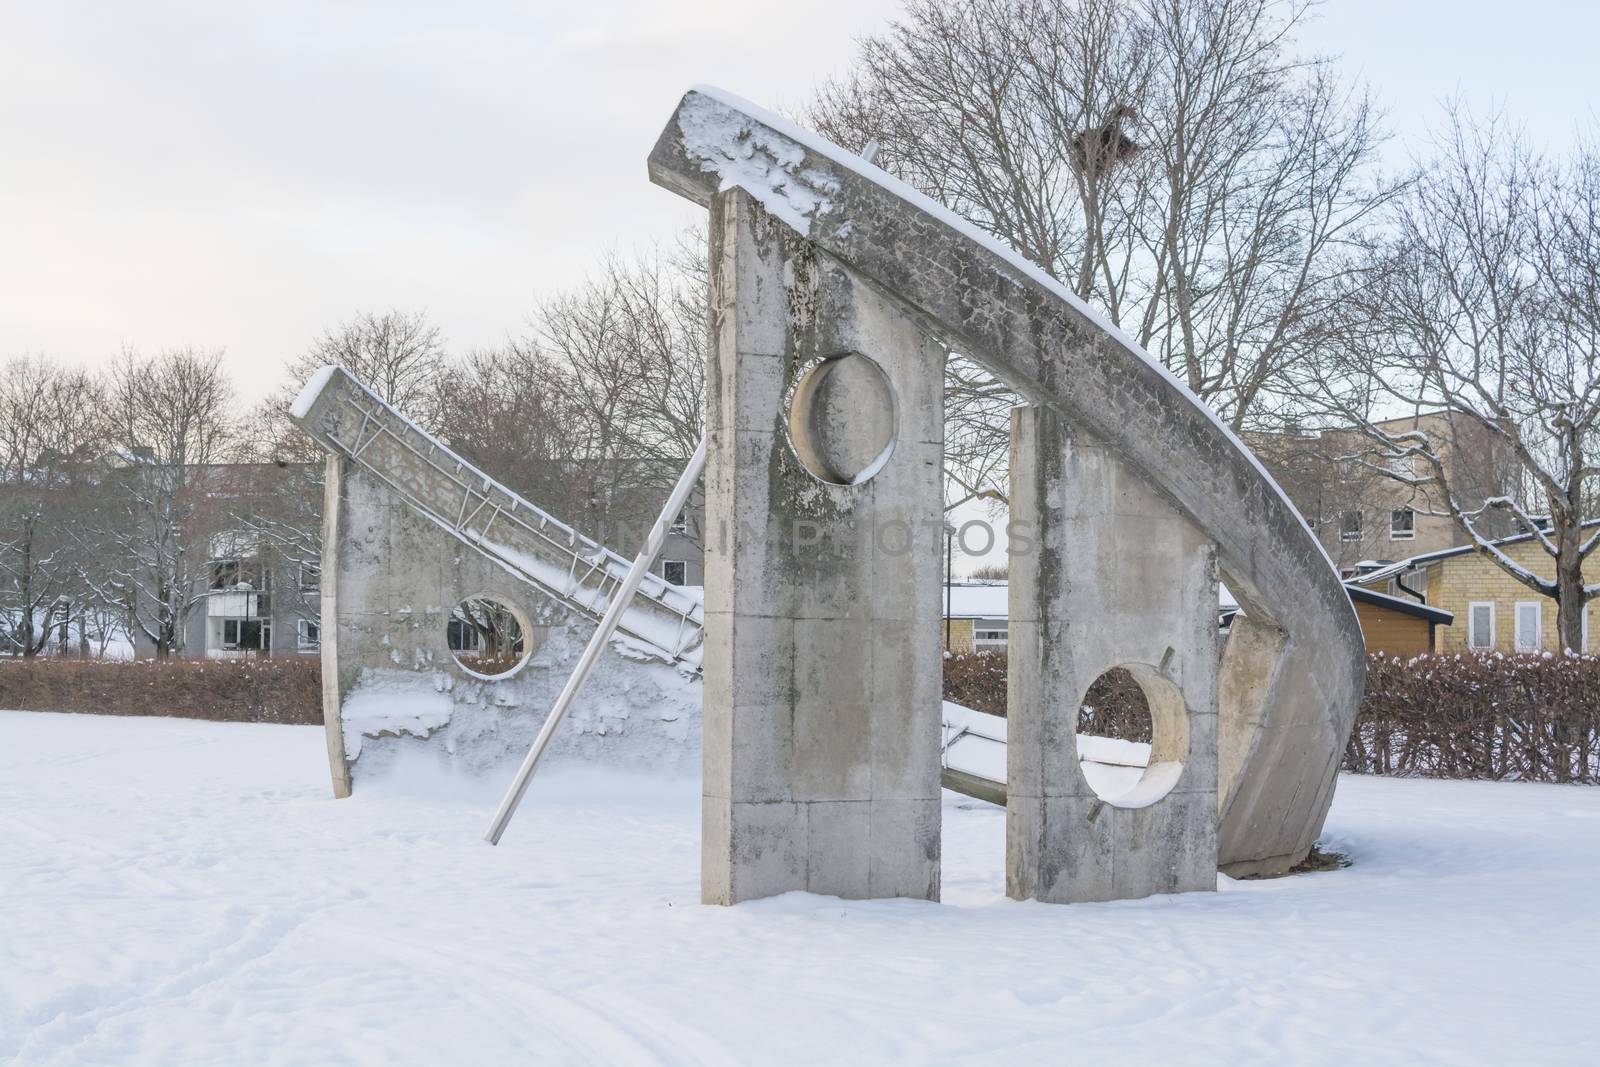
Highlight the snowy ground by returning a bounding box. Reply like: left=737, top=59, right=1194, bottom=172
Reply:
left=3, top=712, right=1597, bottom=1066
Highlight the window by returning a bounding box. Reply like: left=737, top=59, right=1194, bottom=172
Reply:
left=1339, top=510, right=1363, bottom=542
left=1514, top=601, right=1542, bottom=652
left=1468, top=602, right=1495, bottom=650
left=446, top=617, right=480, bottom=652
left=220, top=618, right=268, bottom=653
left=974, top=622, right=1008, bottom=649
left=670, top=510, right=688, bottom=535
left=662, top=560, right=687, bottom=586
left=297, top=618, right=320, bottom=651
left=1390, top=507, right=1415, bottom=541
left=1385, top=453, right=1416, bottom=478
left=299, top=560, right=321, bottom=591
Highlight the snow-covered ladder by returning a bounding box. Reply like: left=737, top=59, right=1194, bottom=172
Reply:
left=288, top=366, right=705, bottom=669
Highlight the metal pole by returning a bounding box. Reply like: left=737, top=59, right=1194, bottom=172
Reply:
left=483, top=435, right=708, bottom=845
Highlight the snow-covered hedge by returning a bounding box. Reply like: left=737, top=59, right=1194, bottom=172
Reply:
left=0, top=657, right=321, bottom=724
left=942, top=650, right=1008, bottom=717
left=1346, top=652, right=1600, bottom=783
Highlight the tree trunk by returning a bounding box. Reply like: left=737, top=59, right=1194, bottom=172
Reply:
left=1554, top=518, right=1587, bottom=654
left=18, top=524, right=35, bottom=658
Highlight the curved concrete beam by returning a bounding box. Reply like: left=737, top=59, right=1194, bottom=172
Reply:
left=648, top=86, right=1365, bottom=875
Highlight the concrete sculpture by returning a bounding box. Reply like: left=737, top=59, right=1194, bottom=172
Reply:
left=289, top=86, right=1364, bottom=907
left=289, top=368, right=704, bottom=793
left=649, top=86, right=1365, bottom=901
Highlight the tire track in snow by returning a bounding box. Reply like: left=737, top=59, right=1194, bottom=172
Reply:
left=8, top=903, right=318, bottom=1064
left=329, top=926, right=741, bottom=1066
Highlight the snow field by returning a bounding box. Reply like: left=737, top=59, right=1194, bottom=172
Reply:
left=2, top=710, right=1598, bottom=1065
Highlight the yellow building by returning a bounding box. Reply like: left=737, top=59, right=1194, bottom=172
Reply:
left=941, top=582, right=1008, bottom=653
left=1353, top=525, right=1597, bottom=654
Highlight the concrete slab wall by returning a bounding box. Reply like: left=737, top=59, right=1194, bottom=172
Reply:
left=701, top=189, right=946, bottom=904
left=1007, top=407, right=1219, bottom=902
left=323, top=461, right=700, bottom=788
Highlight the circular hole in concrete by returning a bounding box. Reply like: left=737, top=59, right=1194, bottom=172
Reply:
left=1075, top=664, right=1187, bottom=807
left=785, top=351, right=897, bottom=485
left=447, top=596, right=530, bottom=679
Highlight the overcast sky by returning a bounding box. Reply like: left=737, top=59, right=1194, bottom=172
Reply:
left=4, top=0, right=1598, bottom=404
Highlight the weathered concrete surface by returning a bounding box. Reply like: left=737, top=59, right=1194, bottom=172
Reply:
left=292, top=367, right=704, bottom=671
left=700, top=188, right=945, bottom=904
left=1007, top=407, right=1218, bottom=902
left=319, top=453, right=353, bottom=798
left=650, top=87, right=1364, bottom=877
left=313, top=457, right=700, bottom=788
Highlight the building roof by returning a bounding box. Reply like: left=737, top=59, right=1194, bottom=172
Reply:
left=1345, top=585, right=1454, bottom=625
left=1352, top=519, right=1600, bottom=586
left=951, top=579, right=1451, bottom=628
left=942, top=582, right=1009, bottom=619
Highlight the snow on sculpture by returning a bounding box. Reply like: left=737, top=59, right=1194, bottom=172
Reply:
left=288, top=86, right=1364, bottom=907
left=650, top=86, right=1366, bottom=901
left=289, top=367, right=704, bottom=794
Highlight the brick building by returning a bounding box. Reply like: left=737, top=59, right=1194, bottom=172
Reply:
left=1352, top=525, right=1598, bottom=654
left=1247, top=411, right=1514, bottom=574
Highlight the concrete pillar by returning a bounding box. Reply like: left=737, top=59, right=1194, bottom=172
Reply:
left=320, top=453, right=353, bottom=799
left=701, top=188, right=946, bottom=905
left=1007, top=406, right=1219, bottom=903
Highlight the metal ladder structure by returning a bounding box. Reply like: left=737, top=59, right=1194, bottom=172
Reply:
left=290, top=366, right=705, bottom=669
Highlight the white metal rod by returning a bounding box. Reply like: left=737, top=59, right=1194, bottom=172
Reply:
left=483, top=435, right=708, bottom=845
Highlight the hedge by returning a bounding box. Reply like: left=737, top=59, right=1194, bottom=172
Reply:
left=942, top=649, right=1600, bottom=784
left=0, top=657, right=322, bottom=725
left=1346, top=652, right=1600, bottom=783
left=7, top=651, right=1598, bottom=783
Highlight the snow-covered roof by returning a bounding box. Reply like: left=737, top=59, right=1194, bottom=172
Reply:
left=1345, top=585, right=1454, bottom=625
left=1351, top=519, right=1600, bottom=586
left=942, top=583, right=1008, bottom=619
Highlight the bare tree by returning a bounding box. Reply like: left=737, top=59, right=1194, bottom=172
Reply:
left=0, top=355, right=104, bottom=657
left=262, top=309, right=447, bottom=461
left=298, top=309, right=445, bottom=419
left=811, top=0, right=1396, bottom=504
left=527, top=243, right=707, bottom=542
left=82, top=347, right=239, bottom=657
left=434, top=339, right=588, bottom=514
left=428, top=241, right=706, bottom=547
left=1309, top=108, right=1600, bottom=650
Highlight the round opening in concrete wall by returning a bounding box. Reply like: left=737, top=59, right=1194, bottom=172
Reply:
left=447, top=597, right=530, bottom=679
left=1075, top=664, right=1187, bottom=807
left=785, top=352, right=897, bottom=485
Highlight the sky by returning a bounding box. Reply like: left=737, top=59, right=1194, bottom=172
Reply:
left=3, top=0, right=1599, bottom=407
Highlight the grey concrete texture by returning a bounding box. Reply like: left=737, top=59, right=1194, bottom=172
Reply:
left=318, top=458, right=701, bottom=788
left=700, top=189, right=945, bottom=905
left=650, top=89, right=1366, bottom=877
left=291, top=367, right=704, bottom=669
left=1007, top=406, right=1218, bottom=902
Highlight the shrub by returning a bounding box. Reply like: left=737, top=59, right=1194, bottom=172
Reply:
left=943, top=651, right=1008, bottom=716
left=0, top=657, right=323, bottom=724
left=1345, top=652, right=1600, bottom=783
left=945, top=649, right=1600, bottom=783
